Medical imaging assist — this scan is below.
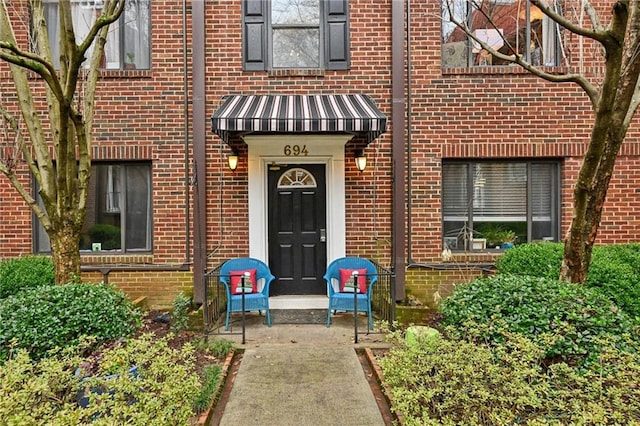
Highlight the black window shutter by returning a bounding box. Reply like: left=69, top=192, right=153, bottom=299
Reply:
left=325, top=0, right=349, bottom=70
left=243, top=0, right=266, bottom=71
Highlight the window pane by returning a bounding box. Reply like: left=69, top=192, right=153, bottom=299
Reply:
left=442, top=163, right=468, bottom=217
left=272, top=0, right=319, bottom=25
left=124, top=165, right=151, bottom=250
left=468, top=1, right=525, bottom=66
left=42, top=1, right=151, bottom=70
left=442, top=0, right=560, bottom=67
left=123, top=0, right=151, bottom=69
left=35, top=163, right=152, bottom=253
left=531, top=163, right=557, bottom=240
left=441, top=0, right=469, bottom=67
left=272, top=28, right=320, bottom=68
left=83, top=165, right=123, bottom=251
left=442, top=161, right=559, bottom=250
left=473, top=163, right=526, bottom=219
left=442, top=163, right=470, bottom=250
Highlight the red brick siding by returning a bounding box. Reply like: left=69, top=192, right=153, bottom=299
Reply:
left=1, top=1, right=640, bottom=308
left=203, top=0, right=394, bottom=267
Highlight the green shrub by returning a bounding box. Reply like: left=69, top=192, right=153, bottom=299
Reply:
left=193, top=337, right=234, bottom=360
left=0, top=283, right=141, bottom=361
left=497, top=243, right=640, bottom=320
left=0, top=256, right=55, bottom=298
left=171, top=291, right=191, bottom=332
left=496, top=242, right=563, bottom=279
left=0, top=334, right=201, bottom=425
left=378, top=331, right=640, bottom=425
left=440, top=274, right=636, bottom=366
left=589, top=244, right=640, bottom=320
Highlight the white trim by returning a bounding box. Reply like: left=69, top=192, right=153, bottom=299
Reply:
left=244, top=135, right=351, bottom=267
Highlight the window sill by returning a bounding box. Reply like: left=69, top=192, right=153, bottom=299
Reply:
left=268, top=68, right=326, bottom=78
left=444, top=251, right=503, bottom=263
left=10, top=68, right=153, bottom=81
left=81, top=254, right=154, bottom=265
left=99, top=69, right=153, bottom=79
left=442, top=65, right=568, bottom=76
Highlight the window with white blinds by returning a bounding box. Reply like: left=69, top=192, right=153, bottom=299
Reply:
left=442, top=161, right=560, bottom=251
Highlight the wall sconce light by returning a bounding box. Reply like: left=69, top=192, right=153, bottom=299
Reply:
left=228, top=152, right=238, bottom=171
left=355, top=150, right=367, bottom=172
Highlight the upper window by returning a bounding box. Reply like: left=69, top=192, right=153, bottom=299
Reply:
left=242, top=0, right=349, bottom=71
left=442, top=0, right=561, bottom=68
left=35, top=162, right=153, bottom=253
left=442, top=161, right=560, bottom=251
left=42, top=0, right=151, bottom=70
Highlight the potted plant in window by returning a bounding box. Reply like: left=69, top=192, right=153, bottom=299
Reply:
left=124, top=52, right=136, bottom=70
left=499, top=230, right=517, bottom=249
left=477, top=224, right=504, bottom=249
left=478, top=224, right=517, bottom=249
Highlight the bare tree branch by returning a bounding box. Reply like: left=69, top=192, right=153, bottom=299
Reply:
left=445, top=1, right=600, bottom=106
left=0, top=104, right=51, bottom=230
left=0, top=42, right=63, bottom=100
left=529, top=0, right=606, bottom=40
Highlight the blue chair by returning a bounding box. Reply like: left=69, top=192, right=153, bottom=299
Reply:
left=323, top=257, right=378, bottom=329
left=219, top=257, right=274, bottom=330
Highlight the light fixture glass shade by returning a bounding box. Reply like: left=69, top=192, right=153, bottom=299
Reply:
left=228, top=154, right=238, bottom=171
left=355, top=153, right=367, bottom=172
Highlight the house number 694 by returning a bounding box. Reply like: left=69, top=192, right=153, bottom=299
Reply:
left=283, top=144, right=309, bottom=156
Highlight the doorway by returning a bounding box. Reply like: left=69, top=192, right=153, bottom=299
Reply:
left=268, top=164, right=327, bottom=295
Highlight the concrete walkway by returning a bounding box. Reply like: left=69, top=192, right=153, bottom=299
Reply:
left=218, top=346, right=385, bottom=426
left=211, top=296, right=390, bottom=426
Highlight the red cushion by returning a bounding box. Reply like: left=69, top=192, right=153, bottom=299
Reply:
left=339, top=268, right=368, bottom=293
left=229, top=269, right=257, bottom=294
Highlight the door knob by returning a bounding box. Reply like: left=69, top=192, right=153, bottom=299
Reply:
left=320, top=228, right=326, bottom=243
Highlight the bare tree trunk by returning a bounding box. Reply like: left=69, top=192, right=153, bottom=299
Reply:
left=560, top=181, right=605, bottom=284
left=49, top=224, right=82, bottom=284
left=1, top=1, right=125, bottom=284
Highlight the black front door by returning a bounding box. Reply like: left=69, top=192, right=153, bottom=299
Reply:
left=268, top=164, right=327, bottom=295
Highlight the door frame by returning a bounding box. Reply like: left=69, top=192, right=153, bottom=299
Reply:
left=244, top=135, right=351, bottom=267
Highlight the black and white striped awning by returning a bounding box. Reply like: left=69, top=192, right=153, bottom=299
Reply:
left=211, top=94, right=387, bottom=144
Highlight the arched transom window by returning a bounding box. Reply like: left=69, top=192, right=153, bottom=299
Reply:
left=277, top=168, right=317, bottom=188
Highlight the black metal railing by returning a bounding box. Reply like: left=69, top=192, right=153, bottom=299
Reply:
left=203, top=265, right=254, bottom=344
left=371, top=261, right=395, bottom=325
left=203, top=264, right=225, bottom=334
left=347, top=261, right=395, bottom=343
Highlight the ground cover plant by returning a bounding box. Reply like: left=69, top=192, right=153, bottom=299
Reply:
left=379, top=243, right=640, bottom=424
left=0, top=281, right=232, bottom=425
left=0, top=334, right=201, bottom=425
left=379, top=329, right=640, bottom=425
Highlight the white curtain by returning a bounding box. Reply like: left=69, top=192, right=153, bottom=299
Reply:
left=122, top=0, right=150, bottom=69
left=542, top=15, right=556, bottom=66
left=71, top=3, right=98, bottom=67
left=43, top=0, right=150, bottom=70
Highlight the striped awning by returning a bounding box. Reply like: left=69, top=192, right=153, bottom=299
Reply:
left=211, top=94, right=387, bottom=144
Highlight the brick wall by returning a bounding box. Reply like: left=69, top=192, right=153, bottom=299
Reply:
left=1, top=1, right=192, bottom=307
left=2, top=1, right=639, bottom=309
left=202, top=0, right=395, bottom=267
